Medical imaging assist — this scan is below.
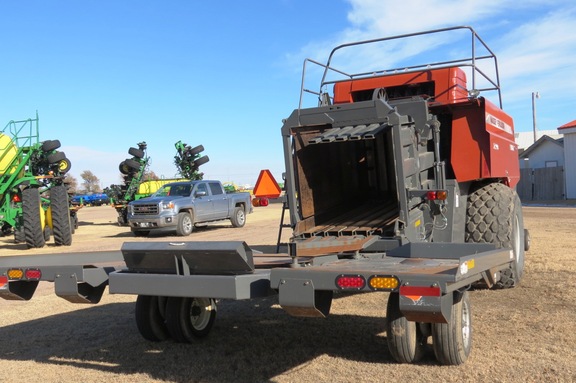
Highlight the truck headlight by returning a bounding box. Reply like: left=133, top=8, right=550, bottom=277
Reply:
left=162, top=202, right=175, bottom=210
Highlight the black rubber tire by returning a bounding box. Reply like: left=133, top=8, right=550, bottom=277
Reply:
left=386, top=292, right=426, bottom=363
left=42, top=139, right=61, bottom=152
left=57, top=157, right=72, bottom=174
left=128, top=147, right=145, bottom=159
left=176, top=212, right=193, bottom=236
left=193, top=155, right=209, bottom=168
left=188, top=145, right=204, bottom=156
left=432, top=291, right=472, bottom=365
left=465, top=182, right=525, bottom=288
left=47, top=151, right=66, bottom=164
left=22, top=188, right=45, bottom=248
left=124, top=158, right=141, bottom=171
left=14, top=227, right=25, bottom=243
left=43, top=226, right=51, bottom=242
left=50, top=184, right=72, bottom=246
left=230, top=206, right=246, bottom=228
left=135, top=295, right=170, bottom=342
left=119, top=161, right=130, bottom=175
left=165, top=297, right=217, bottom=342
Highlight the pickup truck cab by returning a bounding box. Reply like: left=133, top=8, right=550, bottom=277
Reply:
left=127, top=180, right=252, bottom=237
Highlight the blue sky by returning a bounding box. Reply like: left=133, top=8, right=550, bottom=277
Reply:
left=1, top=0, right=575, bottom=188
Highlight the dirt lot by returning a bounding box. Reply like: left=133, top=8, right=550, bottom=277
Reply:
left=0, top=204, right=575, bottom=382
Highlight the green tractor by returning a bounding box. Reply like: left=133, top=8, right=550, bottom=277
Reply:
left=0, top=114, right=73, bottom=248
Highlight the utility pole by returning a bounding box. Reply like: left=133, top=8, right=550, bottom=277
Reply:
left=532, top=91, right=540, bottom=143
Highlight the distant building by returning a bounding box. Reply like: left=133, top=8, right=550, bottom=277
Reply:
left=558, top=120, right=576, bottom=199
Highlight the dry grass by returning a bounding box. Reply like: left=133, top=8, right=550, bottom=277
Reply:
left=0, top=205, right=575, bottom=382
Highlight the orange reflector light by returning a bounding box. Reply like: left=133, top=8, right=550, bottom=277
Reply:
left=7, top=269, right=24, bottom=280
left=426, top=190, right=448, bottom=201
left=368, top=275, right=399, bottom=290
left=400, top=285, right=441, bottom=297
left=25, top=269, right=42, bottom=280
left=335, top=275, right=365, bottom=290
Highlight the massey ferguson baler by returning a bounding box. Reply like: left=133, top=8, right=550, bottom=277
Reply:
left=0, top=26, right=526, bottom=366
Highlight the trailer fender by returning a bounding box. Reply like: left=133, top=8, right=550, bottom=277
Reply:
left=399, top=284, right=454, bottom=323
left=0, top=278, right=39, bottom=301
left=54, top=267, right=111, bottom=304
left=278, top=278, right=332, bottom=318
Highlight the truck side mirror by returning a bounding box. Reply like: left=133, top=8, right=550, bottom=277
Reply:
left=195, top=191, right=207, bottom=198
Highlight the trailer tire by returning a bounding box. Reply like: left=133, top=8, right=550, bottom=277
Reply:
left=165, top=297, right=217, bottom=342
left=135, top=295, right=170, bottom=342
left=22, top=188, right=45, bottom=248
left=465, top=182, right=525, bottom=288
left=50, top=184, right=72, bottom=246
left=386, top=292, right=426, bottom=363
left=230, top=206, right=246, bottom=228
left=176, top=212, right=193, bottom=236
left=128, top=147, right=145, bottom=159
left=432, top=291, right=471, bottom=365
left=42, top=139, right=61, bottom=152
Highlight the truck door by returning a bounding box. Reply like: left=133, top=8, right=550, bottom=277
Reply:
left=192, top=182, right=212, bottom=221
left=208, top=182, right=229, bottom=219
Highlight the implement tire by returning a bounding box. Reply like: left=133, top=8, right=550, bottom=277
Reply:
left=465, top=182, right=525, bottom=288
left=22, top=188, right=45, bottom=248
left=128, top=147, right=145, bottom=159
left=50, top=184, right=72, bottom=246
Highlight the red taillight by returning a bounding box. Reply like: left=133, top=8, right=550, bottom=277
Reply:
left=400, top=285, right=441, bottom=297
left=336, top=275, right=366, bottom=290
left=426, top=190, right=447, bottom=201
left=25, top=269, right=42, bottom=280
left=0, top=275, right=8, bottom=287
left=12, top=194, right=22, bottom=203
left=259, top=197, right=269, bottom=207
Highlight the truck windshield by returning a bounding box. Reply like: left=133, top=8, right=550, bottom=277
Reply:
left=152, top=184, right=191, bottom=197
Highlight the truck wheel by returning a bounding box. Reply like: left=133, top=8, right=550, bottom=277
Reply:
left=165, top=297, right=217, bottom=342
left=432, top=291, right=471, bottom=365
left=22, top=188, right=46, bottom=248
left=230, top=206, right=246, bottom=228
left=386, top=292, right=426, bottom=363
left=50, top=184, right=72, bottom=246
left=176, top=212, right=193, bottom=236
left=128, top=147, right=145, bottom=159
left=135, top=295, right=170, bottom=342
left=465, top=182, right=525, bottom=288
left=42, top=139, right=61, bottom=152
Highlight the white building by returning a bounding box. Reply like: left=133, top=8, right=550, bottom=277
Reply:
left=558, top=120, right=576, bottom=199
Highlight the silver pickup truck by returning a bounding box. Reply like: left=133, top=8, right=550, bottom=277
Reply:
left=127, top=180, right=252, bottom=237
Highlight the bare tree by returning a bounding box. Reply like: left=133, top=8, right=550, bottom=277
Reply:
left=64, top=174, right=78, bottom=194
left=80, top=170, right=101, bottom=193
left=143, top=170, right=160, bottom=181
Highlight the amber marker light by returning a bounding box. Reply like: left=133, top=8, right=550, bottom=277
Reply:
left=368, top=275, right=399, bottom=290
left=7, top=269, right=24, bottom=280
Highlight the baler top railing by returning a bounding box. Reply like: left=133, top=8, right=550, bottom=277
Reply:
left=298, top=25, right=502, bottom=111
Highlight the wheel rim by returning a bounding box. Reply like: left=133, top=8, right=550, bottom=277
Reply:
left=189, top=298, right=213, bottom=330
left=183, top=215, right=192, bottom=233
left=237, top=210, right=245, bottom=225
left=461, top=297, right=471, bottom=349
left=512, top=214, right=522, bottom=267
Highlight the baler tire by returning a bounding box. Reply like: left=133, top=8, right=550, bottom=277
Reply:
left=51, top=184, right=72, bottom=246
left=230, top=206, right=246, bottom=228
left=465, top=182, right=525, bottom=288
left=42, top=139, right=61, bottom=152
left=22, top=188, right=45, bottom=248
left=128, top=147, right=145, bottom=159
left=176, top=212, right=193, bottom=236
left=386, top=292, right=426, bottom=363
left=47, top=151, right=66, bottom=164
left=432, top=291, right=471, bottom=366
left=135, top=295, right=170, bottom=342
left=165, top=297, right=216, bottom=342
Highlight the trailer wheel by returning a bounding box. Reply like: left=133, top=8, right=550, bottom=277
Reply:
left=386, top=292, right=426, bottom=363
left=432, top=291, right=471, bottom=365
left=230, top=206, right=246, bottom=228
left=165, top=297, right=217, bottom=342
left=128, top=147, right=145, bottom=159
left=50, top=184, right=72, bottom=246
left=465, top=182, right=525, bottom=288
left=135, top=295, right=170, bottom=342
left=176, top=212, right=193, bottom=236
left=22, top=188, right=45, bottom=248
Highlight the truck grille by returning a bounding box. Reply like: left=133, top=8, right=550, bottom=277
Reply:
left=132, top=203, right=159, bottom=215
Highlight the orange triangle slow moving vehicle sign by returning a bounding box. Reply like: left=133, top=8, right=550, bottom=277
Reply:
left=253, top=169, right=281, bottom=198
